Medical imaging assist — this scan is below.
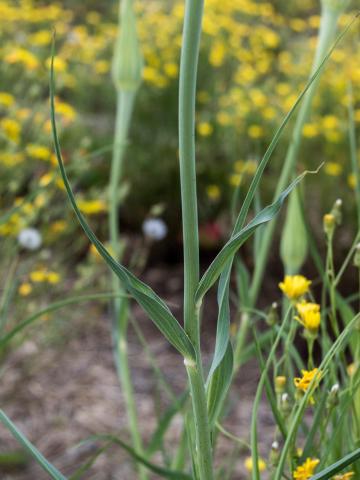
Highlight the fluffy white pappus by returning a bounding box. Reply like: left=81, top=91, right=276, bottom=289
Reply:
left=18, top=228, right=42, bottom=251
left=142, top=218, right=168, bottom=241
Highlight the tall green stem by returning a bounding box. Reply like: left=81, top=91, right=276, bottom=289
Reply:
left=249, top=5, right=340, bottom=306
left=179, top=0, right=214, bottom=478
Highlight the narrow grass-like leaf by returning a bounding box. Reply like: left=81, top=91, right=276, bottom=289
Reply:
left=85, top=435, right=192, bottom=480
left=0, top=410, right=67, bottom=480
left=69, top=444, right=111, bottom=480
left=250, top=309, right=291, bottom=480
left=49, top=48, right=195, bottom=362
left=196, top=170, right=316, bottom=303
left=310, top=448, right=360, bottom=480
left=206, top=342, right=233, bottom=427
left=0, top=293, right=127, bottom=349
left=146, top=392, right=188, bottom=457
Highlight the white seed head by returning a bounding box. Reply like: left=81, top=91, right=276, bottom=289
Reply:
left=272, top=302, right=278, bottom=309
left=18, top=228, right=42, bottom=251
left=142, top=218, right=168, bottom=241
left=272, top=441, right=279, bottom=450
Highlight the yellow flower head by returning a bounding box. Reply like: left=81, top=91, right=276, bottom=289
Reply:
left=279, top=275, right=311, bottom=300
left=18, top=283, right=32, bottom=297
left=244, top=456, right=266, bottom=473
left=294, top=368, right=321, bottom=393
left=296, top=301, right=321, bottom=333
left=332, top=472, right=354, bottom=480
left=293, top=457, right=320, bottom=479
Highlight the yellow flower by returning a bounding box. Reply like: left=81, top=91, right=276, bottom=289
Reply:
left=294, top=368, right=321, bottom=393
left=302, top=123, right=318, bottom=138
left=0, top=92, right=15, bottom=107
left=197, top=122, right=213, bottom=137
left=325, top=162, right=343, bottom=177
left=30, top=270, right=48, bottom=283
left=4, top=48, right=39, bottom=70
left=244, top=456, right=266, bottom=473
left=50, top=221, right=67, bottom=234
left=229, top=173, right=242, bottom=187
left=29, top=30, right=52, bottom=46
left=206, top=185, right=221, bottom=201
left=47, top=272, right=60, bottom=284
left=296, top=301, right=321, bottom=333
left=78, top=199, right=107, bottom=215
left=279, top=275, right=311, bottom=300
left=26, top=144, right=51, bottom=161
left=1, top=118, right=21, bottom=143
left=293, top=458, right=320, bottom=479
left=30, top=269, right=60, bottom=284
left=332, top=472, right=354, bottom=479
left=248, top=124, right=264, bottom=139
left=18, top=283, right=32, bottom=297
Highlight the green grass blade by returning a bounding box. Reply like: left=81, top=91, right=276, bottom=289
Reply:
left=0, top=293, right=126, bottom=349
left=0, top=410, right=67, bottom=480
left=250, top=309, right=291, bottom=480
left=196, top=170, right=315, bottom=303
left=69, top=444, right=111, bottom=480
left=206, top=342, right=233, bottom=427
left=146, top=392, right=188, bottom=457
left=310, top=448, right=360, bottom=480
left=49, top=47, right=195, bottom=362
left=88, top=435, right=192, bottom=480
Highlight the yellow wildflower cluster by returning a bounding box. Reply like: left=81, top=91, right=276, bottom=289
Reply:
left=29, top=269, right=61, bottom=284
left=293, top=457, right=319, bottom=480
left=244, top=456, right=266, bottom=473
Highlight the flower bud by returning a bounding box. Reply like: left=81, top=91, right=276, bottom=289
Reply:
left=327, top=383, right=340, bottom=408
left=270, top=441, right=280, bottom=466
left=280, top=190, right=308, bottom=274
left=112, top=0, right=143, bottom=92
left=323, top=213, right=335, bottom=237
left=280, top=393, right=291, bottom=417
left=275, top=376, right=287, bottom=394
left=267, top=302, right=279, bottom=327
left=330, top=198, right=342, bottom=225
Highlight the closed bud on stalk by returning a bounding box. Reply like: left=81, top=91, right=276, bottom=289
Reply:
left=323, top=213, right=335, bottom=237
left=280, top=190, right=308, bottom=274
left=112, top=0, right=143, bottom=92
left=270, top=441, right=280, bottom=466
left=354, top=243, right=360, bottom=268
left=280, top=393, right=291, bottom=417
left=327, top=383, right=340, bottom=408
left=267, top=302, right=279, bottom=327
left=330, top=198, right=342, bottom=225
left=275, top=375, right=287, bottom=394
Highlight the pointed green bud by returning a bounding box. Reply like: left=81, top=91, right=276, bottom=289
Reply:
left=280, top=190, right=308, bottom=274
left=112, top=0, right=143, bottom=92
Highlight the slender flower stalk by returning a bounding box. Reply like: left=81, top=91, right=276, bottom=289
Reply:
left=110, top=1, right=146, bottom=479
left=178, top=0, right=214, bottom=478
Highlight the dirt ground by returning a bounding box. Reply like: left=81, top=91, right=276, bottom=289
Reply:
left=0, top=264, right=277, bottom=480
